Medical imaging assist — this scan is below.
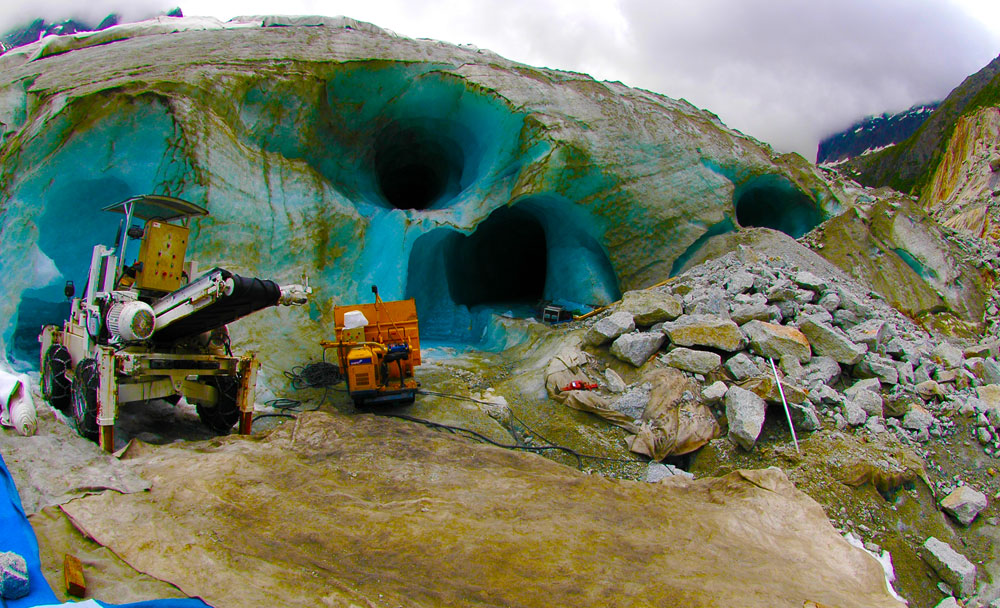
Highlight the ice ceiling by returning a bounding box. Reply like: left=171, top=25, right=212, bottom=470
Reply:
left=0, top=23, right=835, bottom=369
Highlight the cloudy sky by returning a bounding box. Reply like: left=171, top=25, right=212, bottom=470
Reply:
left=2, top=0, right=998, bottom=160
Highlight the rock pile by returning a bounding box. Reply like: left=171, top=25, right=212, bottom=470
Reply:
left=577, top=243, right=1000, bottom=459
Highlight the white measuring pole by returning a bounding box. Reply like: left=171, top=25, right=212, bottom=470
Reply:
left=770, top=357, right=800, bottom=453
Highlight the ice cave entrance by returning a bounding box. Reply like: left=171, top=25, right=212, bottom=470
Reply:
left=735, top=176, right=823, bottom=239
left=406, top=197, right=620, bottom=346
left=374, top=120, right=469, bottom=211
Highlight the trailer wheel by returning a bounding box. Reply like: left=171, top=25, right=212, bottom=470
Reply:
left=196, top=375, right=241, bottom=434
left=42, top=345, right=72, bottom=414
left=70, top=358, right=100, bottom=440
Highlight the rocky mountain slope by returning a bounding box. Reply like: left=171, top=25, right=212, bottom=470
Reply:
left=841, top=55, right=1000, bottom=241
left=817, top=103, right=938, bottom=165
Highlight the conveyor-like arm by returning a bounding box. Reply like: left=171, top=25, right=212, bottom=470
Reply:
left=151, top=268, right=309, bottom=343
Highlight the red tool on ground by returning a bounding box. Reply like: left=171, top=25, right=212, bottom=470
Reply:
left=561, top=380, right=599, bottom=392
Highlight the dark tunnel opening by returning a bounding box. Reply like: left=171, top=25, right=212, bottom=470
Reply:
left=406, top=196, right=621, bottom=346
left=735, top=178, right=824, bottom=239
left=374, top=120, right=467, bottom=211
left=446, top=206, right=547, bottom=307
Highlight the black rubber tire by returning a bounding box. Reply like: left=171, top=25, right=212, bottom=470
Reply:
left=196, top=375, right=241, bottom=434
left=42, top=344, right=72, bottom=414
left=70, top=358, right=100, bottom=440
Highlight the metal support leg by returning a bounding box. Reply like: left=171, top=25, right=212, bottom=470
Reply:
left=96, top=346, right=118, bottom=453
left=236, top=355, right=258, bottom=436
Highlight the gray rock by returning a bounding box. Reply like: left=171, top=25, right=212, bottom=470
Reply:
left=920, top=537, right=976, bottom=597
left=817, top=291, right=841, bottom=312
left=683, top=287, right=728, bottom=317
left=932, top=342, right=966, bottom=369
left=847, top=389, right=884, bottom=418
left=903, top=406, right=936, bottom=432
left=853, top=353, right=900, bottom=385
left=982, top=358, right=1000, bottom=385
left=725, top=271, right=756, bottom=295
left=620, top=290, right=683, bottom=326
left=863, top=415, right=887, bottom=434
left=661, top=348, right=722, bottom=375
left=832, top=308, right=860, bottom=330
left=610, top=331, right=666, bottom=367
left=894, top=360, right=915, bottom=386
left=701, top=381, right=728, bottom=403
left=645, top=462, right=694, bottom=482
left=725, top=353, right=761, bottom=381
left=0, top=551, right=29, bottom=600
left=742, top=320, right=812, bottom=364
left=884, top=337, right=907, bottom=359
left=792, top=271, right=828, bottom=293
left=798, top=305, right=833, bottom=325
left=964, top=343, right=998, bottom=359
left=585, top=311, right=635, bottom=346
left=798, top=317, right=867, bottom=365
left=940, top=486, right=988, bottom=526
left=662, top=314, right=747, bottom=352
left=916, top=380, right=946, bottom=399
left=801, top=356, right=841, bottom=386
left=610, top=382, right=652, bottom=420
left=810, top=383, right=843, bottom=407
left=730, top=303, right=779, bottom=325
left=934, top=597, right=961, bottom=608
left=788, top=401, right=822, bottom=431
left=915, top=362, right=936, bottom=384
left=604, top=368, right=627, bottom=393
left=774, top=299, right=800, bottom=321
left=847, top=319, right=888, bottom=352
left=842, top=399, right=868, bottom=426
left=844, top=377, right=882, bottom=397
left=725, top=385, right=767, bottom=450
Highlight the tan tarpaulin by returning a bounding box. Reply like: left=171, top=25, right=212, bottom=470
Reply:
left=545, top=346, right=719, bottom=459
left=544, top=346, right=640, bottom=432
left=59, top=411, right=903, bottom=608
left=627, top=368, right=721, bottom=460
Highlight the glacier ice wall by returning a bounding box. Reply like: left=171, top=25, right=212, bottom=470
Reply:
left=0, top=21, right=837, bottom=371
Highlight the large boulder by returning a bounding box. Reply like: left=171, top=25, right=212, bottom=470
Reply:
left=920, top=537, right=977, bottom=597
left=661, top=348, right=722, bottom=375
left=725, top=353, right=762, bottom=381
left=939, top=486, right=988, bottom=527
left=661, top=314, right=747, bottom=352
left=620, top=291, right=683, bottom=326
left=584, top=311, right=636, bottom=346
left=798, top=317, right=867, bottom=365
left=741, top=320, right=812, bottom=364
left=610, top=332, right=666, bottom=367
left=725, top=385, right=767, bottom=450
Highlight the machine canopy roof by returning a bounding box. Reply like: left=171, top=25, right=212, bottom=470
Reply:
left=102, top=195, right=209, bottom=222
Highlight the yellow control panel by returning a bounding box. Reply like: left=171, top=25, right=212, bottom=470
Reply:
left=135, top=221, right=189, bottom=293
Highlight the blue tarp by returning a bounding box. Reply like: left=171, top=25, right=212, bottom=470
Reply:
left=0, top=451, right=211, bottom=607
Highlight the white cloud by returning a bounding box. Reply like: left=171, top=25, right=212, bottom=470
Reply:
left=2, top=0, right=998, bottom=160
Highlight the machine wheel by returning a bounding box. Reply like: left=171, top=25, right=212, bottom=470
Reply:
left=41, top=345, right=72, bottom=413
left=70, top=358, right=100, bottom=440
left=196, top=375, right=241, bottom=434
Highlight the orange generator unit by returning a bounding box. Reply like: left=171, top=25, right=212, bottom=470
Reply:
left=321, top=286, right=420, bottom=408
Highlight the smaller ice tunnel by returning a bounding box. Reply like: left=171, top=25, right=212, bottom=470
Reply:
left=735, top=176, right=823, bottom=239
left=406, top=197, right=620, bottom=345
